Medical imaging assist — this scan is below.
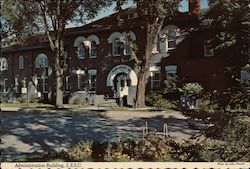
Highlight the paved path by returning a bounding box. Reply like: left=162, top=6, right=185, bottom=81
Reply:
left=1, top=108, right=201, bottom=161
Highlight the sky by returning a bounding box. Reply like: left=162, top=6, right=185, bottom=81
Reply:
left=67, top=0, right=209, bottom=28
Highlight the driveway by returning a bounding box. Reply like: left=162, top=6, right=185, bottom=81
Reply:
left=1, top=108, right=201, bottom=161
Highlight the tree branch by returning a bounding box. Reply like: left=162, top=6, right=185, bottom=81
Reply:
left=37, top=1, right=55, bottom=51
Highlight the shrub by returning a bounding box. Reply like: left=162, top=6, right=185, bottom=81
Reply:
left=73, top=98, right=81, bottom=105
left=180, top=83, right=203, bottom=95
left=29, top=97, right=39, bottom=103
left=146, top=92, right=177, bottom=110
left=67, top=140, right=93, bottom=161
left=163, top=75, right=179, bottom=93
left=16, top=97, right=26, bottom=103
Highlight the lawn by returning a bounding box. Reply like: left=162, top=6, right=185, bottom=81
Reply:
left=0, top=103, right=90, bottom=108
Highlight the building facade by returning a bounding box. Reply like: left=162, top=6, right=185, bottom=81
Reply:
left=0, top=0, right=246, bottom=106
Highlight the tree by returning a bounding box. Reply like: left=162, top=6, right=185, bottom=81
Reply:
left=116, top=0, right=180, bottom=108
left=1, top=0, right=112, bottom=107
left=205, top=0, right=250, bottom=64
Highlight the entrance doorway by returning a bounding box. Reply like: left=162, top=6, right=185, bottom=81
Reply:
left=113, top=73, right=131, bottom=106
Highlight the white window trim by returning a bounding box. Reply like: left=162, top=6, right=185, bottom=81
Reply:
left=150, top=66, right=161, bottom=89
left=161, top=25, right=181, bottom=52
left=204, top=44, right=214, bottom=57
left=0, top=57, right=8, bottom=71
left=108, top=31, right=136, bottom=56
left=88, top=69, right=97, bottom=92
left=34, top=76, right=48, bottom=93
left=0, top=78, right=8, bottom=93
left=113, top=38, right=123, bottom=56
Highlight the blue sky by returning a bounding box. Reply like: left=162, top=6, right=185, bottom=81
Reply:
left=67, top=0, right=209, bottom=28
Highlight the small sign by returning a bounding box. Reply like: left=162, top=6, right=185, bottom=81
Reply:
left=37, top=92, right=41, bottom=98
left=21, top=87, right=27, bottom=94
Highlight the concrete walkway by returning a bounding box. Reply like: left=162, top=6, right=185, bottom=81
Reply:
left=1, top=107, right=201, bottom=161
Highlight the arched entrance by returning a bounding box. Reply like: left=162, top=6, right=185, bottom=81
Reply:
left=106, top=65, right=138, bottom=106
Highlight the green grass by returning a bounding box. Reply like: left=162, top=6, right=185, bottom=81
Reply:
left=1, top=103, right=91, bottom=109
left=1, top=103, right=54, bottom=108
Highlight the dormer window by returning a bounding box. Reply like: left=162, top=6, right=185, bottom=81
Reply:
left=168, top=31, right=177, bottom=50
left=161, top=25, right=181, bottom=52
left=19, top=56, right=24, bottom=69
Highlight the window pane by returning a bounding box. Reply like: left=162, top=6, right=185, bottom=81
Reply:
left=168, top=40, right=176, bottom=49
left=151, top=72, right=161, bottom=88
left=114, top=39, right=123, bottom=55
left=91, top=41, right=97, bottom=58
left=79, top=43, right=85, bottom=59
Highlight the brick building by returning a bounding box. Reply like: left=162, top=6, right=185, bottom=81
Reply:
left=0, top=0, right=246, bottom=105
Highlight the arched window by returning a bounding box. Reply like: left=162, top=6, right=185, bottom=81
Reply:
left=19, top=56, right=24, bottom=69
left=78, top=42, right=85, bottom=59
left=90, top=41, right=97, bottom=58
left=108, top=31, right=136, bottom=56
left=114, top=38, right=124, bottom=56
left=35, top=53, right=48, bottom=68
left=0, top=57, right=8, bottom=71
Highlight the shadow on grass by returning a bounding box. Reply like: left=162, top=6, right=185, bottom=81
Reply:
left=1, top=109, right=201, bottom=162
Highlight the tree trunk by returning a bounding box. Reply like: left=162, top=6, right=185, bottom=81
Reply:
left=54, top=40, right=64, bottom=107
left=135, top=68, right=147, bottom=108
left=55, top=64, right=63, bottom=107
left=134, top=18, right=164, bottom=108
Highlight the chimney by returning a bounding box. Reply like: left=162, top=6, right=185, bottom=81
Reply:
left=189, top=0, right=200, bottom=15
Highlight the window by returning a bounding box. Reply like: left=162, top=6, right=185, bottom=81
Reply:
left=168, top=31, right=177, bottom=50
left=204, top=44, right=214, bottom=57
left=35, top=54, right=48, bottom=68
left=89, top=74, right=97, bottom=91
left=108, top=32, right=136, bottom=56
left=241, top=70, right=250, bottom=81
left=78, top=74, right=86, bottom=91
left=0, top=79, right=8, bottom=93
left=88, top=69, right=97, bottom=92
left=90, top=41, right=97, bottom=58
left=78, top=42, right=85, bottom=59
left=0, top=57, right=8, bottom=71
left=64, top=76, right=70, bottom=91
left=165, top=65, right=177, bottom=75
left=113, top=38, right=124, bottom=56
left=151, top=71, right=161, bottom=89
left=36, top=77, right=48, bottom=93
left=19, top=56, right=24, bottom=69
left=63, top=51, right=68, bottom=67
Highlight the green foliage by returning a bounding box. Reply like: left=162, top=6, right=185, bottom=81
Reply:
left=72, top=98, right=81, bottom=105
left=16, top=97, right=26, bottom=103
left=180, top=83, right=203, bottom=95
left=29, top=97, right=40, bottom=103
left=205, top=0, right=249, bottom=60
left=220, top=115, right=250, bottom=161
left=163, top=75, right=179, bottom=93
left=145, top=92, right=177, bottom=110
left=67, top=140, right=93, bottom=161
